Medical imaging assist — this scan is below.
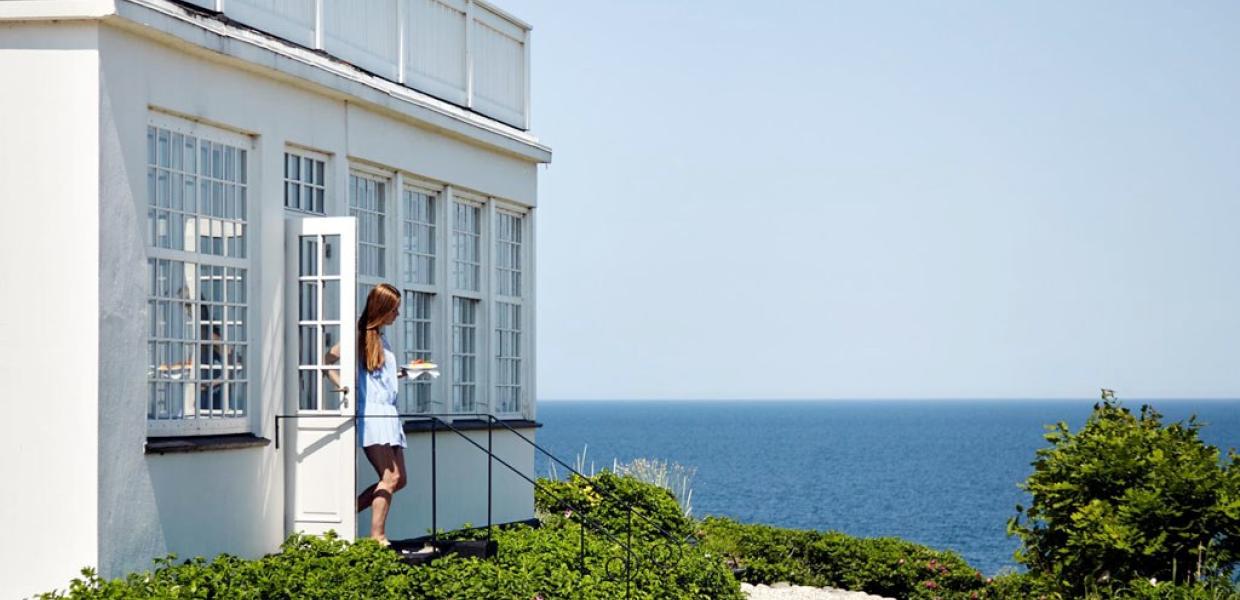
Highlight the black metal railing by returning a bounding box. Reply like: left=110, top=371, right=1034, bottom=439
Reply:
left=274, top=412, right=692, bottom=598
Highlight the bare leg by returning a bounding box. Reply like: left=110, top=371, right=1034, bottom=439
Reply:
left=358, top=444, right=405, bottom=544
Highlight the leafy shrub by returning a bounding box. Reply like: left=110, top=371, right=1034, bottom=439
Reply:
left=40, top=474, right=741, bottom=599
left=697, top=516, right=992, bottom=600
left=1008, top=400, right=1240, bottom=594
left=536, top=470, right=695, bottom=540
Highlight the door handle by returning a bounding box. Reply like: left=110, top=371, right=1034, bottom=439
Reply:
left=334, top=385, right=350, bottom=413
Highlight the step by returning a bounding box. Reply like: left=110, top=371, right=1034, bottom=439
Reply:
left=391, top=539, right=498, bottom=566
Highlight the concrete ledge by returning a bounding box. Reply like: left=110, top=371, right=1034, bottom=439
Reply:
left=145, top=432, right=270, bottom=454
left=403, top=418, right=541, bottom=434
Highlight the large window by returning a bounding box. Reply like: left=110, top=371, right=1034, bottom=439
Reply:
left=452, top=297, right=479, bottom=413
left=401, top=292, right=435, bottom=413
left=145, top=122, right=250, bottom=432
left=350, top=172, right=388, bottom=309
left=400, top=187, right=438, bottom=413
left=452, top=201, right=481, bottom=291
left=402, top=188, right=436, bottom=286
left=494, top=301, right=521, bottom=414
left=494, top=210, right=524, bottom=414
left=284, top=151, right=326, bottom=214
left=496, top=210, right=522, bottom=296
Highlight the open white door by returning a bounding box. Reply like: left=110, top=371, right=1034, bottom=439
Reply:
left=284, top=217, right=357, bottom=540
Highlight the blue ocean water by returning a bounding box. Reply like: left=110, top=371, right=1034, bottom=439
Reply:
left=532, top=399, right=1240, bottom=575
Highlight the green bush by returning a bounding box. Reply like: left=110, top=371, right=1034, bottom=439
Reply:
left=536, top=471, right=695, bottom=540
left=697, top=516, right=993, bottom=600
left=1008, top=400, right=1240, bottom=594
left=40, top=474, right=741, bottom=600
left=985, top=573, right=1240, bottom=600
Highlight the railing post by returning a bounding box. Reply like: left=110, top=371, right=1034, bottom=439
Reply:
left=487, top=415, right=493, bottom=545
left=431, top=417, right=438, bottom=544
left=625, top=507, right=633, bottom=600
left=579, top=518, right=586, bottom=573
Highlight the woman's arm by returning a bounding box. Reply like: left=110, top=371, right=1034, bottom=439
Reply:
left=324, top=343, right=347, bottom=392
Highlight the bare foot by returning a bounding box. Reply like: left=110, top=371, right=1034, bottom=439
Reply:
left=371, top=536, right=391, bottom=547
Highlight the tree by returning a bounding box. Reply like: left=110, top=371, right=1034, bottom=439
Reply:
left=1009, top=399, right=1240, bottom=593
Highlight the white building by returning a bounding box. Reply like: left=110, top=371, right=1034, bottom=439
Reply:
left=0, top=1, right=550, bottom=596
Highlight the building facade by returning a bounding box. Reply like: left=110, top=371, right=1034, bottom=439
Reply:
left=0, top=1, right=550, bottom=596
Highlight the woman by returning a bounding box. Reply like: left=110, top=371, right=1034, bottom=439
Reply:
left=326, top=283, right=416, bottom=547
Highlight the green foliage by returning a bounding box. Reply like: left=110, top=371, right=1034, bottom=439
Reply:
left=697, top=516, right=993, bottom=600
left=536, top=470, right=695, bottom=540
left=1009, top=400, right=1240, bottom=594
left=40, top=474, right=740, bottom=600
left=37, top=534, right=414, bottom=600
left=986, top=572, right=1240, bottom=600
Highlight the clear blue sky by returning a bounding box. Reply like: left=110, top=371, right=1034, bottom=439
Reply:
left=508, top=0, right=1240, bottom=400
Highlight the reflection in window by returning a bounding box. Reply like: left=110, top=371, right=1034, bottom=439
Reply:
left=401, top=292, right=435, bottom=413
left=145, top=124, right=249, bottom=425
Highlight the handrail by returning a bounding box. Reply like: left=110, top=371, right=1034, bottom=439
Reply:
left=277, top=411, right=692, bottom=542
left=274, top=411, right=688, bottom=598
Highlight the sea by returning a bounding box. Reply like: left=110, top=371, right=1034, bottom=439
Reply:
left=532, top=399, right=1240, bottom=576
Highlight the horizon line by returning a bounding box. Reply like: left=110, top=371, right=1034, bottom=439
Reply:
left=537, top=396, right=1240, bottom=402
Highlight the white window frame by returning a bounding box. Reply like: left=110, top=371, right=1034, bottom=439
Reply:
left=449, top=189, right=488, bottom=416
left=491, top=202, right=526, bottom=417
left=398, top=178, right=445, bottom=414
left=146, top=113, right=256, bottom=437
left=284, top=146, right=330, bottom=215
left=348, top=166, right=393, bottom=308
left=451, top=194, right=484, bottom=295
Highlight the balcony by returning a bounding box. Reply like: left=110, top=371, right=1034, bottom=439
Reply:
left=181, top=0, right=530, bottom=130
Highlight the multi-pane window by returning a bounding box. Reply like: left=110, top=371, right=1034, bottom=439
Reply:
left=494, top=301, right=521, bottom=414
left=145, top=124, right=249, bottom=428
left=350, top=174, right=387, bottom=278
left=284, top=152, right=325, bottom=214
left=452, top=201, right=481, bottom=291
left=452, top=297, right=479, bottom=412
left=496, top=211, right=522, bottom=297
left=147, top=127, right=248, bottom=258
left=401, top=292, right=435, bottom=413
left=402, top=189, right=436, bottom=286
left=350, top=173, right=387, bottom=312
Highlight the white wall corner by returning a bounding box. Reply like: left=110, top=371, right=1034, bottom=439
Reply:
left=0, top=0, right=116, bottom=21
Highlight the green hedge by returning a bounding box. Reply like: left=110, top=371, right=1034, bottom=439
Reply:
left=697, top=516, right=991, bottom=599
left=39, top=473, right=740, bottom=600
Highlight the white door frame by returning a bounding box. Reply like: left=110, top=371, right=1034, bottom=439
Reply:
left=283, top=216, right=358, bottom=540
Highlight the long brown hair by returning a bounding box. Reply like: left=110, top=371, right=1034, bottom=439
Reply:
left=358, top=283, right=401, bottom=372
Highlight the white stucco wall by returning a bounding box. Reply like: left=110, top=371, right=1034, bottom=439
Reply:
left=90, top=13, right=542, bottom=583
left=361, top=428, right=537, bottom=540
left=0, top=22, right=102, bottom=599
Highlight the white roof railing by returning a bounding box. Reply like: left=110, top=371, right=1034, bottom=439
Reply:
left=180, top=0, right=531, bottom=130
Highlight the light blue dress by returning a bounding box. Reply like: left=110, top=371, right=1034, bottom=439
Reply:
left=356, top=334, right=407, bottom=448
